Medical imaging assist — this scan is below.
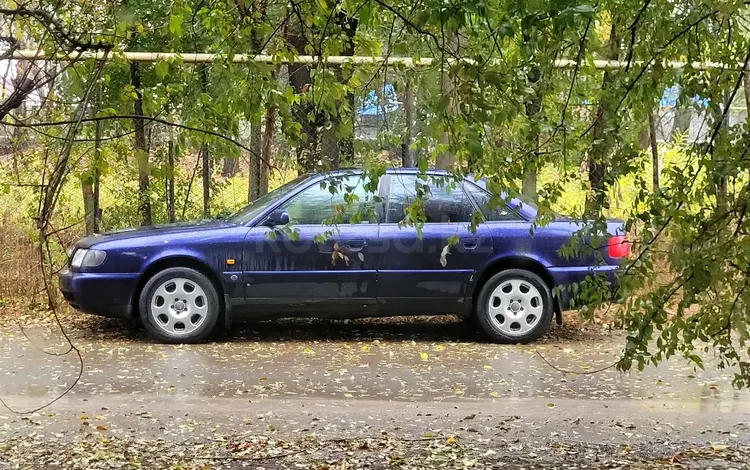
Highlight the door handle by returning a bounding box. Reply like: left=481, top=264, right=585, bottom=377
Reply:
left=345, top=240, right=368, bottom=252
left=462, top=238, right=478, bottom=250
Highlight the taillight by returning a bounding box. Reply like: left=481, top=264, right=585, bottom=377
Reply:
left=608, top=235, right=630, bottom=259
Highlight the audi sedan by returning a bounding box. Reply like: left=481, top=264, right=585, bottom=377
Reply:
left=60, top=168, right=627, bottom=344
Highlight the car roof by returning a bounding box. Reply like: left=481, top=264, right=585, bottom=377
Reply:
left=325, top=167, right=459, bottom=177
left=324, top=167, right=484, bottom=186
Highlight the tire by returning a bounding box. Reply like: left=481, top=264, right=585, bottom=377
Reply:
left=475, top=269, right=554, bottom=344
left=139, top=267, right=221, bottom=343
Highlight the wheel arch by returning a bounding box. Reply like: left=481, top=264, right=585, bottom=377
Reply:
left=132, top=255, right=225, bottom=317
left=470, top=256, right=562, bottom=324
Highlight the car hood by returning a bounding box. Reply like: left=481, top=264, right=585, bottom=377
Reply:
left=74, top=220, right=235, bottom=248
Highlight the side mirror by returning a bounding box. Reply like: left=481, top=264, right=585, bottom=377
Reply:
left=264, top=210, right=290, bottom=227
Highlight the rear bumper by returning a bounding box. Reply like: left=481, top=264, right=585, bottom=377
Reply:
left=548, top=265, right=621, bottom=311
left=58, top=269, right=139, bottom=319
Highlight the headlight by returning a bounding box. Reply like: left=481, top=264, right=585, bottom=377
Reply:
left=71, top=249, right=106, bottom=268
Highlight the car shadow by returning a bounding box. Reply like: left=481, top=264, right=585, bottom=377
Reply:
left=72, top=313, right=602, bottom=345
left=225, top=316, right=476, bottom=343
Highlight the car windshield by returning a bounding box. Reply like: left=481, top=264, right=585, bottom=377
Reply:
left=227, top=174, right=314, bottom=225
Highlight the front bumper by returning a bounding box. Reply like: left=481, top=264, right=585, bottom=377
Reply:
left=549, top=265, right=621, bottom=311
left=59, top=269, right=139, bottom=319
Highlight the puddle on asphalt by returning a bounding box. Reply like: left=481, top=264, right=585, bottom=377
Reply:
left=0, top=318, right=748, bottom=411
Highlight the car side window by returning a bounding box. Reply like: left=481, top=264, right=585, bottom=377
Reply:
left=386, top=174, right=473, bottom=223
left=463, top=183, right=520, bottom=221
left=279, top=175, right=379, bottom=225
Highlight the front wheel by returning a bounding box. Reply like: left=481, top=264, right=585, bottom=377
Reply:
left=139, top=267, right=221, bottom=343
left=475, top=269, right=553, bottom=344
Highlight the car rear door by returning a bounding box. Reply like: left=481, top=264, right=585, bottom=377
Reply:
left=377, top=173, right=493, bottom=314
left=242, top=174, right=381, bottom=311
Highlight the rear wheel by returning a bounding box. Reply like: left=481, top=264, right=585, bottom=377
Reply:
left=475, top=269, right=553, bottom=343
left=139, top=267, right=221, bottom=343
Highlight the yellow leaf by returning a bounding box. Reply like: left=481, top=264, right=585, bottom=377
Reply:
left=547, top=403, right=555, bottom=408
left=80, top=414, right=89, bottom=420
left=483, top=365, right=492, bottom=370
left=446, top=435, right=457, bottom=446
left=420, top=352, right=428, bottom=360
left=361, top=345, right=370, bottom=352
left=303, top=347, right=314, bottom=354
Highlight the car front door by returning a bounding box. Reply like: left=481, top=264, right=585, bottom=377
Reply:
left=377, top=173, right=494, bottom=314
left=242, top=174, right=381, bottom=312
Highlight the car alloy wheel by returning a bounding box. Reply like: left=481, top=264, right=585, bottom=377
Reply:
left=150, top=278, right=209, bottom=335
left=487, top=279, right=544, bottom=337
left=139, top=267, right=221, bottom=343
left=475, top=269, right=553, bottom=344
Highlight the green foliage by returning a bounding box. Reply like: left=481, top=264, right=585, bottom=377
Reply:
left=5, top=0, right=750, bottom=386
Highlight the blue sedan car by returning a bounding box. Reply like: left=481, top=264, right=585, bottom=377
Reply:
left=60, top=169, right=627, bottom=344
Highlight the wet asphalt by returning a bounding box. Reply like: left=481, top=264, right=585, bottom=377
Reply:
left=1, top=317, right=749, bottom=449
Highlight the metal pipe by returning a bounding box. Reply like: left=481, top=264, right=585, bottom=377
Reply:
left=10, top=50, right=744, bottom=71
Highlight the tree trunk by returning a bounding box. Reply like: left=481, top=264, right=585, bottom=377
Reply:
left=199, top=64, right=211, bottom=217
left=84, top=82, right=103, bottom=235
left=285, top=11, right=319, bottom=174
left=82, top=96, right=102, bottom=235
left=649, top=111, right=659, bottom=192
left=744, top=71, right=750, bottom=117
left=402, top=76, right=415, bottom=167
left=436, top=32, right=459, bottom=170
left=672, top=106, right=691, bottom=139
left=260, top=105, right=276, bottom=196
left=522, top=64, right=542, bottom=203
left=167, top=136, right=176, bottom=222
left=247, top=24, right=264, bottom=200
left=201, top=143, right=211, bottom=217
left=435, top=69, right=456, bottom=169
left=81, top=177, right=95, bottom=235
left=586, top=21, right=620, bottom=216
left=221, top=153, right=238, bottom=177
left=248, top=122, right=262, bottom=202
left=130, top=62, right=151, bottom=226
left=337, top=12, right=357, bottom=167
left=713, top=90, right=731, bottom=211
left=93, top=111, right=101, bottom=232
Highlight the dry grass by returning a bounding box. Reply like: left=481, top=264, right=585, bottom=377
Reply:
left=0, top=213, right=45, bottom=305
left=0, top=211, right=78, bottom=313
